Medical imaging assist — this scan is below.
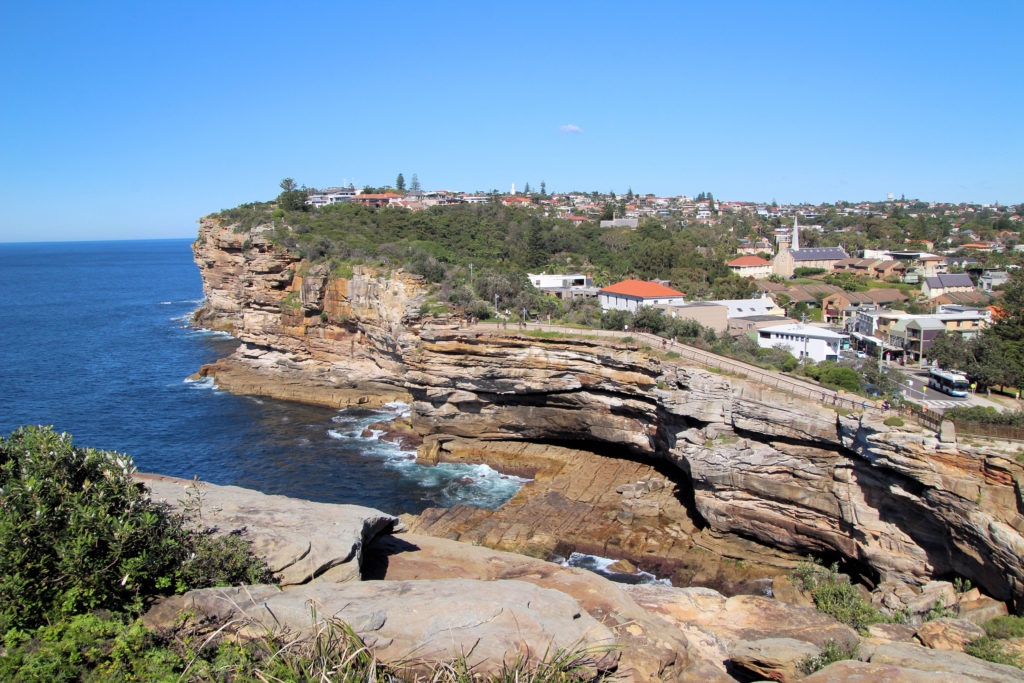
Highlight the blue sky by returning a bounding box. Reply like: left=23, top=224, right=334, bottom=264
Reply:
left=2, top=1, right=1022, bottom=241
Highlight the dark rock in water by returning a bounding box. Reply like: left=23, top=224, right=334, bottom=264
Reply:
left=458, top=477, right=474, bottom=485
left=360, top=428, right=374, bottom=438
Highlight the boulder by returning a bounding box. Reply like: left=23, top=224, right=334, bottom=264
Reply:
left=802, top=659, right=976, bottom=682
left=626, top=585, right=860, bottom=652
left=867, top=623, right=917, bottom=642
left=144, top=579, right=617, bottom=676
left=957, top=596, right=1010, bottom=625
left=914, top=617, right=986, bottom=651
left=364, top=533, right=721, bottom=682
left=138, top=473, right=401, bottom=585
left=869, top=641, right=1024, bottom=682
left=728, top=637, right=820, bottom=683
left=771, top=575, right=815, bottom=608
left=903, top=581, right=957, bottom=616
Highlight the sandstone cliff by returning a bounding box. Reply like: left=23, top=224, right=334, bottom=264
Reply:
left=191, top=218, right=1024, bottom=610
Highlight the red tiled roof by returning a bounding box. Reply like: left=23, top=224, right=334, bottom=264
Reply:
left=599, top=279, right=685, bottom=298
left=728, top=255, right=770, bottom=267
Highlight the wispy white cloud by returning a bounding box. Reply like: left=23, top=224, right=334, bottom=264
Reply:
left=559, top=124, right=583, bottom=134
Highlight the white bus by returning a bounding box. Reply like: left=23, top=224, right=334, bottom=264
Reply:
left=928, top=367, right=970, bottom=397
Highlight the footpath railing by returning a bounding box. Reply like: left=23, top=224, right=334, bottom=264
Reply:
left=468, top=321, right=876, bottom=415
left=895, top=400, right=1024, bottom=441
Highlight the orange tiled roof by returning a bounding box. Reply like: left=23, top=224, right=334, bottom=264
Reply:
left=728, top=255, right=770, bottom=266
left=599, top=279, right=685, bottom=298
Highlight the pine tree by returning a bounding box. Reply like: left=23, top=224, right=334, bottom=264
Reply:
left=396, top=173, right=406, bottom=191
left=411, top=174, right=421, bottom=192
left=540, top=181, right=546, bottom=196
left=524, top=182, right=531, bottom=194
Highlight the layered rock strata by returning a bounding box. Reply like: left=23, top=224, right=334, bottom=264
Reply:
left=141, top=476, right=1022, bottom=681
left=191, top=219, right=1024, bottom=609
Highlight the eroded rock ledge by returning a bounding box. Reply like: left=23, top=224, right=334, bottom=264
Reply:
left=191, top=218, right=1024, bottom=611
left=141, top=475, right=1024, bottom=682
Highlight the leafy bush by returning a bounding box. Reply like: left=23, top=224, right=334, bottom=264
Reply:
left=0, top=426, right=271, bottom=631
left=884, top=416, right=905, bottom=427
left=965, top=636, right=1023, bottom=669
left=799, top=639, right=859, bottom=675
left=983, top=615, right=1024, bottom=639
left=946, top=406, right=1024, bottom=427
left=794, top=267, right=827, bottom=277
left=818, top=366, right=860, bottom=392
left=790, top=560, right=890, bottom=632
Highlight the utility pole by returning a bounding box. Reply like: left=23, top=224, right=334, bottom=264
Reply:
left=801, top=314, right=809, bottom=364
left=469, top=263, right=474, bottom=286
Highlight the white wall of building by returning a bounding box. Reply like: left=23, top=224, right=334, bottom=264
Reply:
left=599, top=293, right=687, bottom=312
left=756, top=325, right=849, bottom=363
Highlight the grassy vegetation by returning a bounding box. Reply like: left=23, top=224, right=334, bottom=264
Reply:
left=965, top=636, right=1023, bottom=669
left=959, top=616, right=1024, bottom=670
left=790, top=560, right=896, bottom=633
left=983, top=616, right=1024, bottom=639
left=798, top=639, right=859, bottom=675
left=884, top=416, right=905, bottom=427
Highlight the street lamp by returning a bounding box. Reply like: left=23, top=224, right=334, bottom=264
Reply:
left=494, top=293, right=499, bottom=317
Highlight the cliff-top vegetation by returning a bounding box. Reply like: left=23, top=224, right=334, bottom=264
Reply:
left=210, top=190, right=756, bottom=302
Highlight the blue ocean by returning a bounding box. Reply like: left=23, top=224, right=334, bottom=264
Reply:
left=0, top=239, right=525, bottom=515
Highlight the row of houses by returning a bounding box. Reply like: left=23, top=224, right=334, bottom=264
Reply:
left=528, top=269, right=1007, bottom=366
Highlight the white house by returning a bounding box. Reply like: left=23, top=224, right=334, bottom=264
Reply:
left=598, top=279, right=686, bottom=312
left=306, top=186, right=357, bottom=208
left=707, top=295, right=786, bottom=319
left=921, top=273, right=975, bottom=300
left=727, top=255, right=773, bottom=279
left=756, top=323, right=850, bottom=363
left=528, top=272, right=593, bottom=290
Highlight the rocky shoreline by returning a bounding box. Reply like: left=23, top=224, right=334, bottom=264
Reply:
left=192, top=220, right=1024, bottom=607
left=140, top=474, right=1024, bottom=682
left=178, top=218, right=1024, bottom=677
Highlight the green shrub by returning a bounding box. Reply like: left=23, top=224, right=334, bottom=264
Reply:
left=0, top=426, right=271, bottom=632
left=965, top=636, right=1023, bottom=669
left=818, top=366, right=860, bottom=392
left=799, top=639, right=859, bottom=675
left=790, top=560, right=890, bottom=632
left=884, top=416, right=905, bottom=427
left=983, top=616, right=1024, bottom=639
left=946, top=406, right=1024, bottom=427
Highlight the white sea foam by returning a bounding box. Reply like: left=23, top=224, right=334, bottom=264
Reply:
left=382, top=401, right=412, bottom=418
left=325, top=405, right=528, bottom=509
left=183, top=328, right=235, bottom=339
left=183, top=376, right=222, bottom=392
left=561, top=552, right=671, bottom=586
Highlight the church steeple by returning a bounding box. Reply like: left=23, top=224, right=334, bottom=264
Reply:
left=791, top=215, right=800, bottom=252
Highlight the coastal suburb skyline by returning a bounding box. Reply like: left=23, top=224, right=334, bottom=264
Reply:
left=2, top=1, right=1022, bottom=242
